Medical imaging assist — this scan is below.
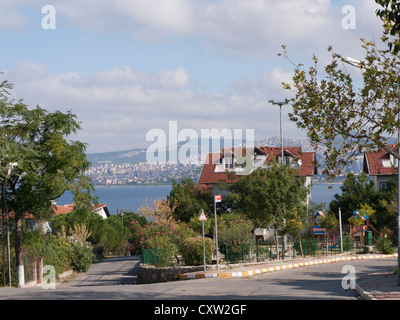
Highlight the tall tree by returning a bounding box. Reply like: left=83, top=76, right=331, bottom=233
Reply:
left=221, top=160, right=310, bottom=242
left=280, top=1, right=400, bottom=179
left=167, top=178, right=213, bottom=222
left=0, top=79, right=94, bottom=287
left=329, top=172, right=379, bottom=223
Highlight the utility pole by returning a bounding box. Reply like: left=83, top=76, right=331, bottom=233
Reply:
left=268, top=99, right=290, bottom=163
left=268, top=99, right=290, bottom=255
left=1, top=181, right=5, bottom=287
left=339, top=207, right=343, bottom=253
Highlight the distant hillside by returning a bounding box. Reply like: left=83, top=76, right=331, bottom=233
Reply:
left=85, top=136, right=364, bottom=174
left=86, top=148, right=147, bottom=166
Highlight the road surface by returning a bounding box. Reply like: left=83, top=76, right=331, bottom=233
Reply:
left=0, top=255, right=396, bottom=301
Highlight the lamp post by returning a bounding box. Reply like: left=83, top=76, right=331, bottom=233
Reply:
left=268, top=99, right=290, bottom=163
left=344, top=56, right=400, bottom=286
left=268, top=99, right=290, bottom=256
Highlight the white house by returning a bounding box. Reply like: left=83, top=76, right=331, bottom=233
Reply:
left=198, top=146, right=317, bottom=205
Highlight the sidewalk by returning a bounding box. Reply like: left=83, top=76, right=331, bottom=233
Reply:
left=355, top=271, right=400, bottom=300
left=178, top=253, right=400, bottom=300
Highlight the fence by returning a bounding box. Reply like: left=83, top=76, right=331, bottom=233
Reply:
left=142, top=247, right=177, bottom=267
left=142, top=236, right=363, bottom=267
left=222, top=236, right=362, bottom=264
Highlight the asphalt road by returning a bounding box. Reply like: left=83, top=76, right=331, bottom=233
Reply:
left=0, top=255, right=396, bottom=301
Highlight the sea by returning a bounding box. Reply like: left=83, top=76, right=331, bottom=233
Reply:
left=57, top=183, right=342, bottom=215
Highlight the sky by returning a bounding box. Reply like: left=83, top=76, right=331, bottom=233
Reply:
left=0, top=0, right=384, bottom=154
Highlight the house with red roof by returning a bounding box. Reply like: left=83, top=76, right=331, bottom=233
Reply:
left=198, top=146, right=317, bottom=205
left=20, top=203, right=110, bottom=232
left=363, top=144, right=399, bottom=191
left=52, top=203, right=110, bottom=219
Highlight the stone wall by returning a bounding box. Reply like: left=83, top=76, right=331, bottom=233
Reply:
left=137, top=261, right=267, bottom=284
left=137, top=264, right=204, bottom=284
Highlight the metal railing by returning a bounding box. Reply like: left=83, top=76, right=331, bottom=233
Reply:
left=141, top=236, right=363, bottom=267
left=141, top=247, right=177, bottom=267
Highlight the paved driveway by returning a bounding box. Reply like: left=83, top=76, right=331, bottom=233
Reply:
left=58, top=255, right=141, bottom=287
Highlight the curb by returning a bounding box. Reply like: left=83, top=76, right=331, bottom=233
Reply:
left=178, top=253, right=398, bottom=281
left=355, top=284, right=377, bottom=300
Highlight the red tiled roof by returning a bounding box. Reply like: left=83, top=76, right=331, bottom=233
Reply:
left=52, top=203, right=108, bottom=215
left=198, top=146, right=317, bottom=185
left=7, top=203, right=109, bottom=219
left=198, top=153, right=238, bottom=185
left=364, top=144, right=398, bottom=176
left=52, top=204, right=75, bottom=215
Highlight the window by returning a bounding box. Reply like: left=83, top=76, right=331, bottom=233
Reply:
left=224, top=158, right=233, bottom=169
left=278, top=156, right=292, bottom=165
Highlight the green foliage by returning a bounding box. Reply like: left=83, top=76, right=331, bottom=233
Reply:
left=68, top=239, right=93, bottom=273
left=179, top=236, right=214, bottom=266
left=24, top=226, right=94, bottom=276
left=375, top=0, right=400, bottom=53
left=128, top=218, right=196, bottom=256
left=217, top=213, right=253, bottom=244
left=217, top=213, right=253, bottom=263
left=0, top=78, right=95, bottom=286
left=281, top=2, right=400, bottom=179
left=168, top=178, right=213, bottom=222
left=329, top=173, right=379, bottom=222
left=318, top=212, right=338, bottom=231
left=49, top=207, right=130, bottom=256
left=41, top=236, right=75, bottom=276
left=375, top=236, right=395, bottom=254
left=221, top=160, right=309, bottom=233
left=188, top=212, right=213, bottom=234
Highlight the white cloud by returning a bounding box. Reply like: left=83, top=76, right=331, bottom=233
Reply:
left=8, top=0, right=381, bottom=57
left=0, top=0, right=30, bottom=30
left=3, top=62, right=301, bottom=152
left=0, top=0, right=389, bottom=153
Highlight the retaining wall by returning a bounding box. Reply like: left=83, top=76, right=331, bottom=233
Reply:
left=137, top=264, right=204, bottom=284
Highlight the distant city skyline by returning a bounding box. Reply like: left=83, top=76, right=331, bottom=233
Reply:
left=0, top=1, right=383, bottom=153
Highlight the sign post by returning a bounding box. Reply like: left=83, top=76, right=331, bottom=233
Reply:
left=214, top=195, right=221, bottom=271
left=339, top=207, right=343, bottom=253
left=199, top=209, right=207, bottom=273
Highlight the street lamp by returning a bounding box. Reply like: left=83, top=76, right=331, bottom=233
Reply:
left=343, top=57, right=362, bottom=68
left=268, top=98, right=290, bottom=257
left=344, top=56, right=400, bottom=286
left=268, top=99, right=290, bottom=163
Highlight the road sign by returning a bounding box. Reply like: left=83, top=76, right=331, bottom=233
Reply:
left=215, top=195, right=221, bottom=202
left=199, top=210, right=207, bottom=221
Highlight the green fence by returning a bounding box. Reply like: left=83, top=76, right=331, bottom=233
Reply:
left=141, top=248, right=177, bottom=267
left=222, top=236, right=362, bottom=264
left=142, top=236, right=363, bottom=267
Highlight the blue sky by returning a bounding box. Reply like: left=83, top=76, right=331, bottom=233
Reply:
left=0, top=0, right=383, bottom=153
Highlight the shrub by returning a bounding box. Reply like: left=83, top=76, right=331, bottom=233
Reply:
left=69, top=239, right=93, bottom=273
left=375, top=236, right=395, bottom=254
left=41, top=236, right=75, bottom=276
left=180, top=236, right=214, bottom=266
left=217, top=213, right=253, bottom=244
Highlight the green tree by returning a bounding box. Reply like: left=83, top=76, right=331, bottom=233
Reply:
left=221, top=160, right=310, bottom=242
left=167, top=178, right=213, bottom=222
left=281, top=1, right=400, bottom=179
left=0, top=79, right=94, bottom=287
left=329, top=172, right=378, bottom=223
left=376, top=0, right=400, bottom=53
